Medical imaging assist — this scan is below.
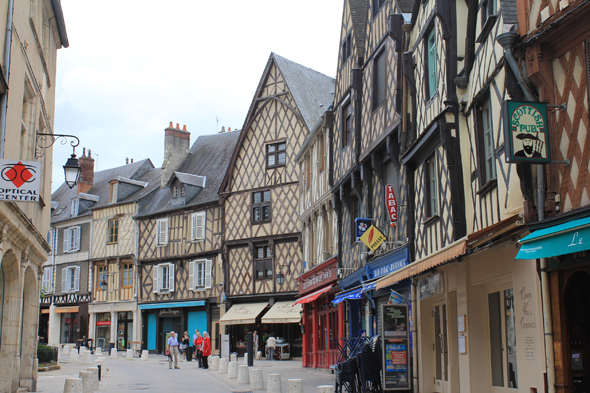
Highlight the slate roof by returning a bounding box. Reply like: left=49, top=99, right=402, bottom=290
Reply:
left=272, top=53, right=335, bottom=131
left=170, top=172, right=206, bottom=188
left=500, top=0, right=518, bottom=25
left=350, top=0, right=369, bottom=61
left=136, top=130, right=240, bottom=218
left=51, top=158, right=160, bottom=224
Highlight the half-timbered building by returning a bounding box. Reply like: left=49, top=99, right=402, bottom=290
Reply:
left=87, top=157, right=160, bottom=354
left=219, top=53, right=334, bottom=359
left=330, top=0, right=413, bottom=343
left=135, top=125, right=239, bottom=355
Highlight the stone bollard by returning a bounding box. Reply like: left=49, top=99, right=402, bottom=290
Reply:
left=63, top=378, right=82, bottom=393
left=228, top=361, right=238, bottom=379
left=86, top=367, right=99, bottom=390
left=231, top=353, right=238, bottom=362
left=81, top=350, right=92, bottom=365
left=141, top=350, right=149, bottom=361
left=317, top=386, right=334, bottom=393
left=111, top=349, right=118, bottom=359
left=210, top=356, right=220, bottom=371
left=63, top=344, right=71, bottom=356
left=95, top=347, right=102, bottom=356
left=256, top=350, right=262, bottom=360
left=238, top=365, right=250, bottom=384
left=244, top=353, right=248, bottom=363
left=126, top=349, right=134, bottom=360
left=69, top=350, right=79, bottom=363
left=219, top=357, right=229, bottom=374
left=288, top=379, right=303, bottom=393
left=78, top=371, right=93, bottom=393
left=250, top=368, right=264, bottom=390
left=267, top=374, right=282, bottom=393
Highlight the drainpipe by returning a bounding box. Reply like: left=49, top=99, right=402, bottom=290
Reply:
left=497, top=32, right=555, bottom=393
left=0, top=0, right=14, bottom=158
left=411, top=281, right=418, bottom=393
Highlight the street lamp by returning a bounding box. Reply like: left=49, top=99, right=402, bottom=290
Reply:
left=35, top=133, right=82, bottom=188
left=275, top=259, right=291, bottom=286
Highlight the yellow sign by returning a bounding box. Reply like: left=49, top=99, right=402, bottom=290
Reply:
left=360, top=225, right=387, bottom=251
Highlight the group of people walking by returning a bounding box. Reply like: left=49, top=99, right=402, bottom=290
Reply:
left=166, top=329, right=211, bottom=369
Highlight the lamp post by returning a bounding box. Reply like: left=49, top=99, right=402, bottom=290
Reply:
left=275, top=260, right=290, bottom=286
left=35, top=133, right=81, bottom=188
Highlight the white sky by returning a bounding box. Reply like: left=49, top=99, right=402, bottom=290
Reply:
left=52, top=0, right=343, bottom=191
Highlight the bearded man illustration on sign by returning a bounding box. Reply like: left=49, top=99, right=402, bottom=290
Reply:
left=514, top=133, right=544, bottom=158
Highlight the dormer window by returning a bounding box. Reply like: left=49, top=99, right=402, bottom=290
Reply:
left=173, top=185, right=185, bottom=198
left=71, top=199, right=79, bottom=217
left=109, top=182, right=118, bottom=204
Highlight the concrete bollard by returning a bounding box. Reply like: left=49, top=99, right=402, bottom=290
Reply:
left=111, top=349, right=118, bottom=359
left=95, top=347, right=102, bottom=356
left=219, top=357, right=229, bottom=374
left=126, top=349, right=134, bottom=360
left=244, top=353, right=248, bottom=363
left=63, top=378, right=82, bottom=393
left=78, top=371, right=93, bottom=393
left=231, top=353, right=238, bottom=362
left=288, top=379, right=303, bottom=393
left=238, top=365, right=250, bottom=384
left=228, top=361, right=238, bottom=379
left=69, top=350, right=79, bottom=363
left=86, top=367, right=99, bottom=390
left=141, top=350, right=149, bottom=361
left=81, top=350, right=92, bottom=365
left=250, top=368, right=264, bottom=390
left=210, top=356, right=220, bottom=371
left=267, top=374, right=282, bottom=393
left=63, top=345, right=71, bottom=356
left=317, top=386, right=334, bottom=393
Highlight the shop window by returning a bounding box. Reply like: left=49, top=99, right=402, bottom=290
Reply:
left=252, top=190, right=271, bottom=224
left=122, top=263, right=133, bottom=287
left=156, top=218, right=168, bottom=245
left=189, top=259, right=212, bottom=290
left=61, top=265, right=80, bottom=293
left=267, top=142, right=286, bottom=168
left=191, top=211, right=206, bottom=241
left=108, top=218, right=119, bottom=244
left=153, top=263, right=174, bottom=293
left=255, top=246, right=272, bottom=279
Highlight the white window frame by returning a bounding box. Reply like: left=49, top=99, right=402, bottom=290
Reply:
left=42, top=266, right=52, bottom=292
left=156, top=218, right=169, bottom=246
left=153, top=263, right=174, bottom=293
left=189, top=259, right=212, bottom=291
left=63, top=226, right=81, bottom=253
left=191, top=212, right=206, bottom=241
left=71, top=199, right=79, bottom=217
left=61, top=265, right=80, bottom=293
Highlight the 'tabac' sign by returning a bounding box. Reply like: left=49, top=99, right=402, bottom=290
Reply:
left=385, top=185, right=397, bottom=225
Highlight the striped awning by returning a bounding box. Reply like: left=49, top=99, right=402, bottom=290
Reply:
left=294, top=285, right=334, bottom=305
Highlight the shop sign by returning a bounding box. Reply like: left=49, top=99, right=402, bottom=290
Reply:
left=355, top=218, right=372, bottom=242
left=301, top=267, right=333, bottom=291
left=388, top=290, right=405, bottom=305
left=0, top=159, right=42, bottom=202
left=385, top=185, right=398, bottom=225
left=158, top=308, right=181, bottom=317
left=96, top=321, right=111, bottom=326
left=360, top=225, right=387, bottom=251
left=503, top=100, right=551, bottom=164
left=381, top=304, right=410, bottom=390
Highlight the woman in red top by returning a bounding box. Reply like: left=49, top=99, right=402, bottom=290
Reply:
left=201, top=331, right=211, bottom=369
left=194, top=332, right=203, bottom=368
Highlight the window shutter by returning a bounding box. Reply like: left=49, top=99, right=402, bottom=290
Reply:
left=63, top=229, right=70, bottom=252
left=158, top=219, right=168, bottom=245
left=189, top=261, right=195, bottom=291
left=50, top=268, right=54, bottom=292
left=191, top=213, right=197, bottom=240
left=73, top=226, right=81, bottom=251
left=153, top=265, right=159, bottom=293
left=168, top=263, right=175, bottom=292
left=61, top=267, right=67, bottom=292
left=196, top=212, right=205, bottom=240
left=74, top=266, right=80, bottom=292
left=317, top=215, right=325, bottom=264
left=205, top=259, right=212, bottom=289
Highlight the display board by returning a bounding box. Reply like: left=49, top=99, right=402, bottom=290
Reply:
left=381, top=304, right=410, bottom=390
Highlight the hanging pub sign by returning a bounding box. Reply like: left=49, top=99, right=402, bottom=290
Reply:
left=503, top=100, right=551, bottom=164
left=382, top=304, right=410, bottom=390
left=355, top=218, right=372, bottom=242
left=385, top=184, right=398, bottom=226
left=0, top=159, right=42, bottom=203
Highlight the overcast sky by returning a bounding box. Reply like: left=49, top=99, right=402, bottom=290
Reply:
left=52, top=0, right=343, bottom=191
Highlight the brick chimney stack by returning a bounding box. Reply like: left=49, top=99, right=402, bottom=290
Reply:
left=77, top=147, right=95, bottom=194
left=161, top=122, right=190, bottom=188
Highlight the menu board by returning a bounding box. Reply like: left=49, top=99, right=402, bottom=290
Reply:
left=381, top=304, right=410, bottom=390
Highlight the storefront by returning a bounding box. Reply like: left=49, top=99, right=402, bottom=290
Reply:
left=140, top=300, right=210, bottom=354
left=94, top=312, right=111, bottom=350
left=54, top=304, right=88, bottom=344
left=295, top=257, right=342, bottom=368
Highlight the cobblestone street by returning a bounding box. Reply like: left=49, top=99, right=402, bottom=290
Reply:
left=37, top=355, right=335, bottom=393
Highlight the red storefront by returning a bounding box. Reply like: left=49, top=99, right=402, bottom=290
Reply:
left=295, top=257, right=343, bottom=369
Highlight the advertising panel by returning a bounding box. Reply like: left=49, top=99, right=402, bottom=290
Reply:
left=382, top=304, right=410, bottom=390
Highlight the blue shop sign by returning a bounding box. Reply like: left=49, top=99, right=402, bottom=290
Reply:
left=355, top=218, right=372, bottom=242
left=368, top=246, right=409, bottom=280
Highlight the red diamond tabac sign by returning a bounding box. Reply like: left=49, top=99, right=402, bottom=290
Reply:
left=0, top=159, right=42, bottom=202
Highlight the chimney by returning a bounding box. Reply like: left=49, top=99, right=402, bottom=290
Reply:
left=77, top=148, right=95, bottom=194
left=126, top=157, right=129, bottom=165
left=161, top=122, right=190, bottom=188
left=228, top=127, right=231, bottom=132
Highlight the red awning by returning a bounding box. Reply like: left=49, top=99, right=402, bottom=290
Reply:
left=294, top=285, right=334, bottom=305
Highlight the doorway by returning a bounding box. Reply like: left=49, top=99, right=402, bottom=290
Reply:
left=566, top=271, right=590, bottom=392
left=160, top=317, right=181, bottom=352
left=433, top=300, right=449, bottom=392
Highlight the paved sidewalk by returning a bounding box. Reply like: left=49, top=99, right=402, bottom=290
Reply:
left=37, top=353, right=335, bottom=393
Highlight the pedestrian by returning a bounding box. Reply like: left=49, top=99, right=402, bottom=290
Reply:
left=180, top=331, right=189, bottom=361
left=253, top=330, right=259, bottom=353
left=201, top=331, right=211, bottom=369
left=167, top=331, right=180, bottom=369
left=194, top=331, right=203, bottom=367
left=267, top=332, right=276, bottom=361
left=192, top=329, right=199, bottom=360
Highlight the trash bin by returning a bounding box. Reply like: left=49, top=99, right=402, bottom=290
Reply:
left=185, top=346, right=193, bottom=362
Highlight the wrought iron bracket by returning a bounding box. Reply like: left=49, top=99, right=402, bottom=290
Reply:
left=35, top=133, right=80, bottom=158
left=547, top=103, right=566, bottom=111
left=551, top=158, right=570, bottom=167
